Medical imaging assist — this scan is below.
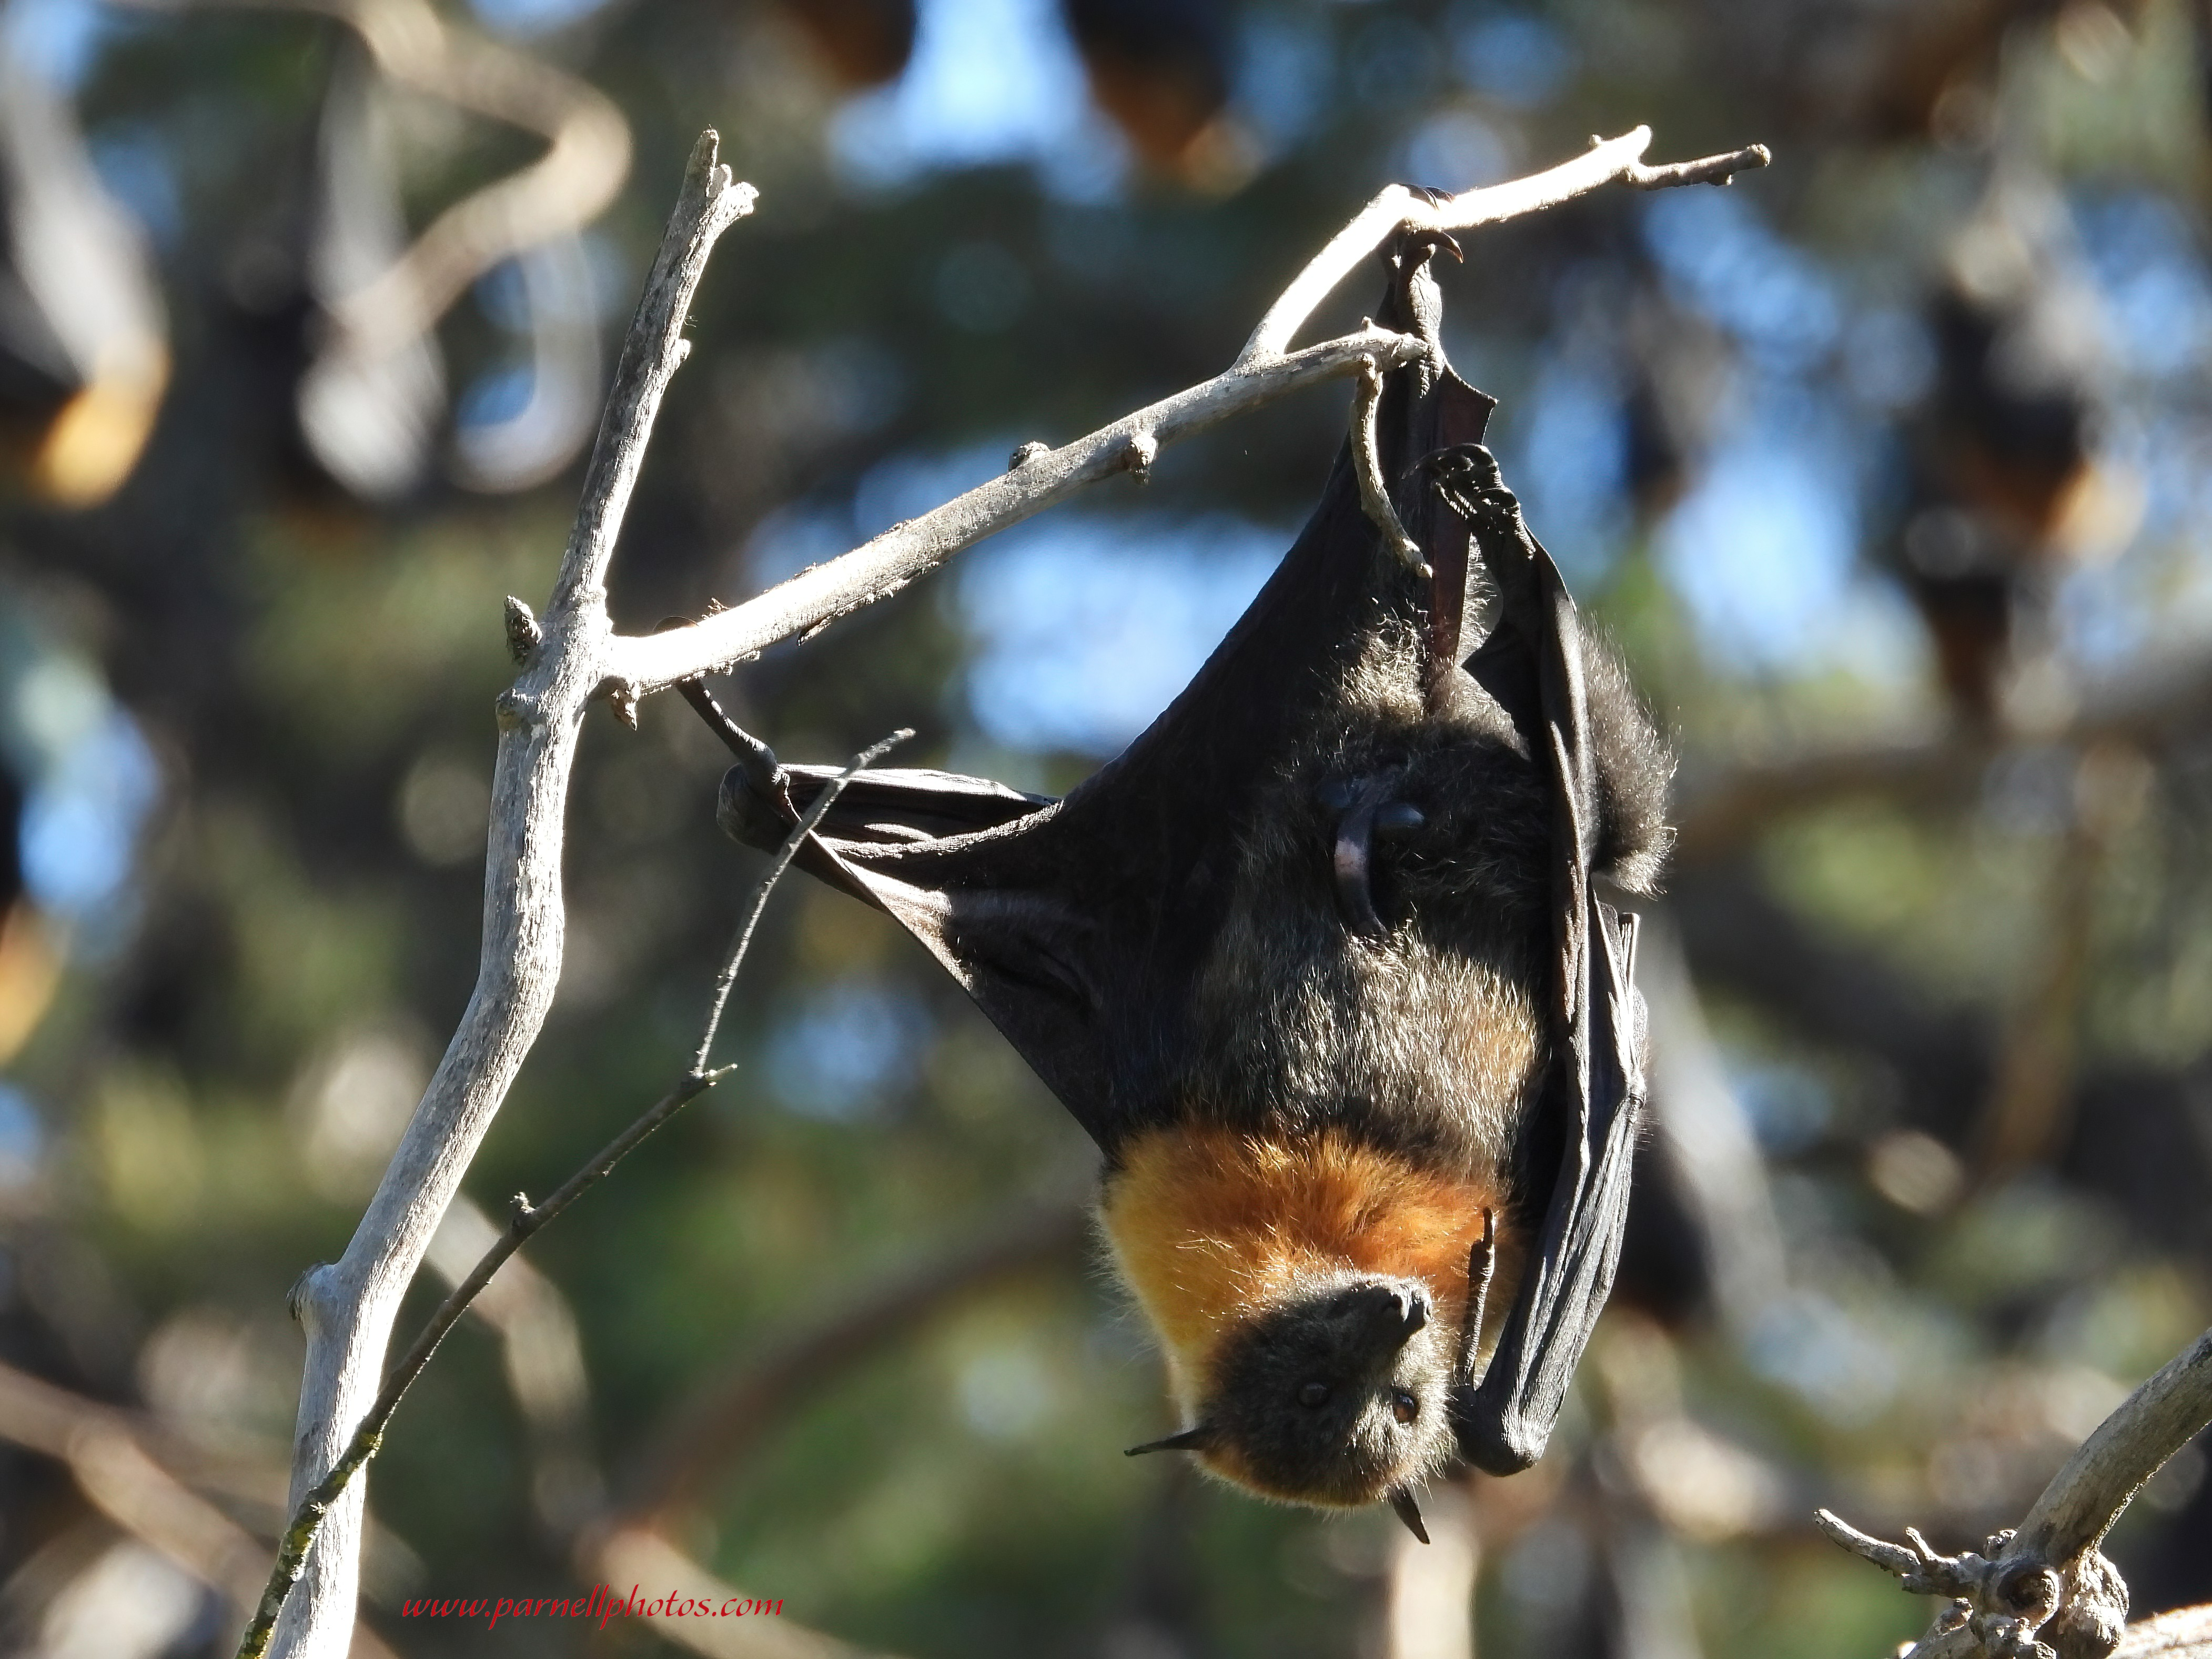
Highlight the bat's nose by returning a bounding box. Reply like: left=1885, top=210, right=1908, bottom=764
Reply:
left=1350, top=1283, right=1429, bottom=1344
left=1398, top=1289, right=1430, bottom=1336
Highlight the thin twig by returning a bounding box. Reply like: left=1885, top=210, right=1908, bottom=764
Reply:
left=601, top=325, right=1430, bottom=698
left=1238, top=128, right=1769, bottom=368
left=233, top=732, right=902, bottom=1659
left=692, top=730, right=910, bottom=1071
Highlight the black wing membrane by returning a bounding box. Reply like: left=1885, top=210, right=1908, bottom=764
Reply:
left=1460, top=891, right=1645, bottom=1472
left=715, top=437, right=1435, bottom=1153
left=718, top=376, right=1494, bottom=1150
left=1422, top=447, right=1652, bottom=1474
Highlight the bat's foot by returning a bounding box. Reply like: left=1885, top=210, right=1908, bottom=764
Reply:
left=1425, top=446, right=1540, bottom=587
left=1423, top=444, right=1513, bottom=520
left=715, top=761, right=799, bottom=852
left=659, top=615, right=790, bottom=810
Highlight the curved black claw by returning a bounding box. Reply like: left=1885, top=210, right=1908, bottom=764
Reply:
left=658, top=616, right=797, bottom=848
left=656, top=620, right=782, bottom=786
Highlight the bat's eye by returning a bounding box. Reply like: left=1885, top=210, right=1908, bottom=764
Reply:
left=1391, top=1390, right=1419, bottom=1424
left=1296, top=1381, right=1331, bottom=1409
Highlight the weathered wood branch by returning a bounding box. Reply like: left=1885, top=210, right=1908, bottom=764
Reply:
left=265, top=132, right=753, bottom=1659
left=601, top=127, right=1769, bottom=702
left=1819, top=1325, right=2212, bottom=1659
left=1239, top=126, right=1768, bottom=367
left=600, top=325, right=1429, bottom=698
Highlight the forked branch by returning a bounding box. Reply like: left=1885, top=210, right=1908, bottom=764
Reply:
left=1819, top=1325, right=2212, bottom=1659
left=265, top=132, right=753, bottom=1659
left=602, top=126, right=1770, bottom=701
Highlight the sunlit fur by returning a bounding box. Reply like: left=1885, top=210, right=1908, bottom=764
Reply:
left=1100, top=569, right=1671, bottom=1510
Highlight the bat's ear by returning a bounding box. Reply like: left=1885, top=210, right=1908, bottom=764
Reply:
left=1124, top=1426, right=1212, bottom=1457
left=1453, top=904, right=1645, bottom=1474
left=1389, top=1488, right=1430, bottom=1544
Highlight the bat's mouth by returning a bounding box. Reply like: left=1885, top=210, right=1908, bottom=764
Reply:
left=1183, top=1271, right=1458, bottom=1508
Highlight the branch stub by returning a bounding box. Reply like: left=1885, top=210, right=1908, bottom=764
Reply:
left=504, top=596, right=543, bottom=663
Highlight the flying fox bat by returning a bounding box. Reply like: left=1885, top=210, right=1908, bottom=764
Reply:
left=693, top=235, right=1671, bottom=1540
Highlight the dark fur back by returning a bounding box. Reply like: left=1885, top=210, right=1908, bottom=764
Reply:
left=1580, top=626, right=1674, bottom=894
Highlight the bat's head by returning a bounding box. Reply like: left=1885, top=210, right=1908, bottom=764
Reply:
left=1130, top=1270, right=1455, bottom=1524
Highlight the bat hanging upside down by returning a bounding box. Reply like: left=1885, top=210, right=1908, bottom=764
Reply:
left=691, top=233, right=1672, bottom=1542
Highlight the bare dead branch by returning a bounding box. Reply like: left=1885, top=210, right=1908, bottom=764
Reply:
left=2014, top=1326, right=2212, bottom=1570
left=607, top=127, right=1770, bottom=701
left=601, top=324, right=1429, bottom=698
left=1238, top=128, right=1769, bottom=368
left=1820, top=1324, right=2212, bottom=1659
left=263, top=133, right=753, bottom=1659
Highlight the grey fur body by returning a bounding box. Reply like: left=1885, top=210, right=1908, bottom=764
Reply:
left=1185, top=594, right=1673, bottom=1192
left=1147, top=567, right=1671, bottom=1511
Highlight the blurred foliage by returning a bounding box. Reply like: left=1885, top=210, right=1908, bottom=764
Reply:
left=2, top=0, right=2211, bottom=1655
